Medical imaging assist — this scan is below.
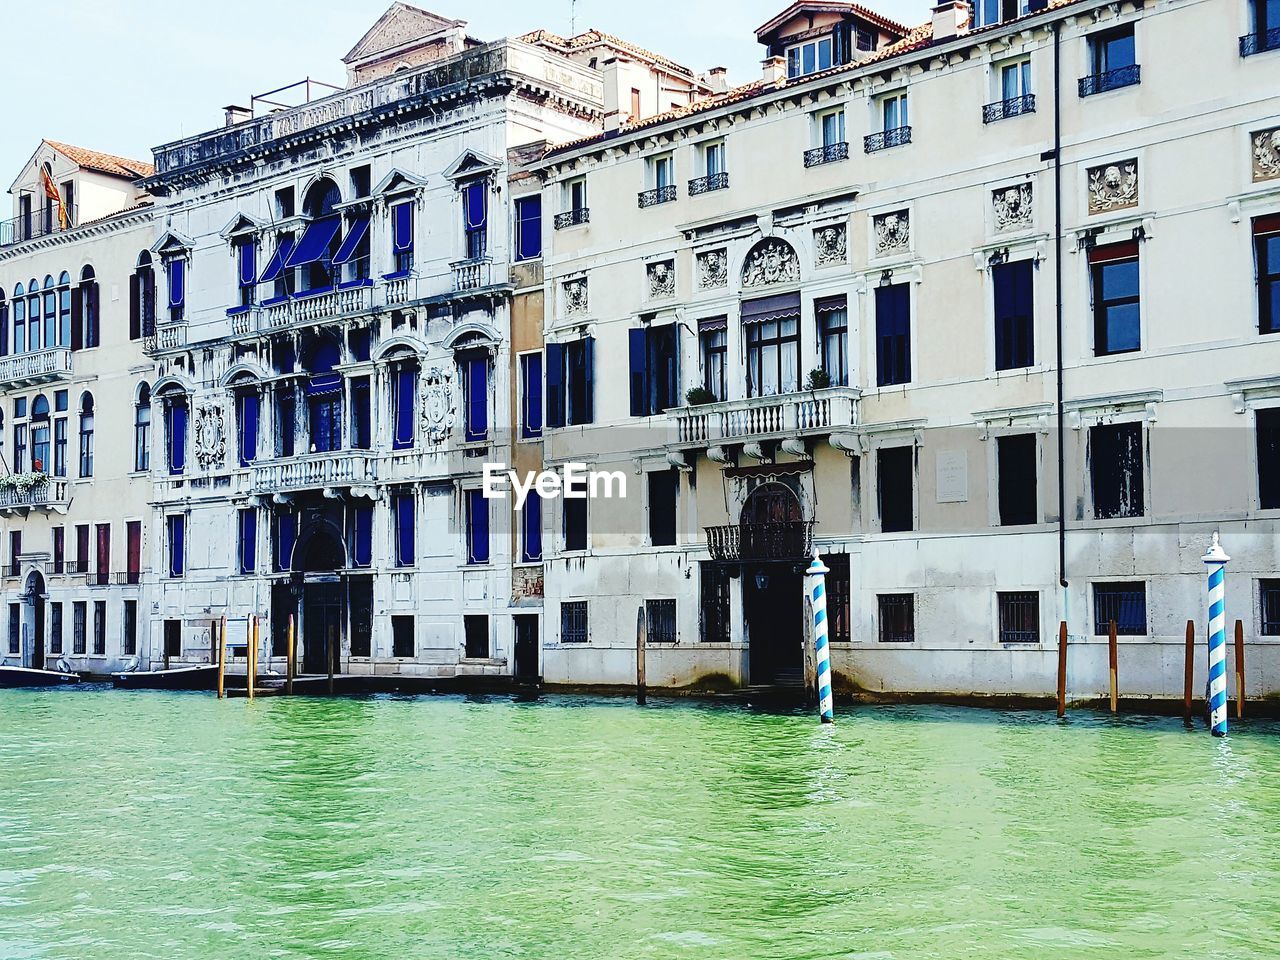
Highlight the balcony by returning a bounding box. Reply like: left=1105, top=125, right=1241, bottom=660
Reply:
left=668, top=386, right=859, bottom=449
left=554, top=208, right=590, bottom=230
left=85, top=570, right=147, bottom=587
left=0, top=204, right=79, bottom=247
left=864, top=126, right=911, bottom=153
left=706, top=520, right=815, bottom=561
left=689, top=172, right=729, bottom=195
left=262, top=283, right=373, bottom=330
left=638, top=185, right=678, bottom=208
left=144, top=323, right=187, bottom=355
left=0, top=478, right=71, bottom=514
left=452, top=257, right=496, bottom=292
left=249, top=450, right=378, bottom=494
left=1241, top=28, right=1280, bottom=57
left=983, top=94, right=1036, bottom=123
left=0, top=347, right=72, bottom=387
left=804, top=142, right=849, bottom=167
left=1078, top=65, right=1141, bottom=97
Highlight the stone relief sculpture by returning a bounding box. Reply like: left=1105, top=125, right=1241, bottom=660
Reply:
left=1253, top=127, right=1280, bottom=182
left=1087, top=160, right=1139, bottom=214
left=421, top=366, right=455, bottom=445
left=562, top=277, right=587, bottom=314
left=992, top=184, right=1033, bottom=231
left=814, top=224, right=848, bottom=265
left=647, top=260, right=675, bottom=299
left=697, top=248, right=728, bottom=288
left=741, top=238, right=800, bottom=286
left=873, top=210, right=910, bottom=255
left=194, top=403, right=226, bottom=470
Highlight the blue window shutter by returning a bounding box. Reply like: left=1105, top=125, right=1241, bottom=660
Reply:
left=465, top=182, right=487, bottom=230
left=169, top=403, right=187, bottom=474
left=239, top=394, right=259, bottom=466
left=629, top=328, right=648, bottom=417
left=522, top=353, right=543, bottom=438
left=545, top=342, right=565, bottom=429
left=396, top=494, right=415, bottom=566
left=517, top=197, right=542, bottom=261
left=467, top=489, right=490, bottom=564
left=394, top=368, right=416, bottom=449
left=276, top=512, right=296, bottom=572
left=523, top=491, right=543, bottom=562
left=465, top=355, right=488, bottom=441
left=169, top=516, right=184, bottom=577
left=167, top=259, right=185, bottom=307
left=240, top=509, right=257, bottom=573
left=392, top=203, right=414, bottom=254
left=238, top=240, right=257, bottom=287
left=583, top=336, right=595, bottom=423
left=354, top=505, right=373, bottom=566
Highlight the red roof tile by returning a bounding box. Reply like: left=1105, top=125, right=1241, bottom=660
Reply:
left=43, top=140, right=154, bottom=180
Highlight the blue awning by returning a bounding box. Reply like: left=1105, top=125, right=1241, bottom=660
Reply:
left=332, top=215, right=370, bottom=265
left=257, top=236, right=295, bottom=284
left=306, top=372, right=342, bottom=396
left=283, top=217, right=341, bottom=269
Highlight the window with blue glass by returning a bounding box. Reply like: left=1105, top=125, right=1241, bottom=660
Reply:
left=273, top=511, right=296, bottom=572
left=463, top=181, right=488, bottom=260
left=393, top=492, right=415, bottom=567
left=165, top=395, right=187, bottom=475
left=514, top=196, right=542, bottom=262
left=42, top=276, right=56, bottom=348
left=167, top=514, right=185, bottom=578
left=166, top=258, right=185, bottom=323
left=11, top=283, right=23, bottom=354
left=350, top=376, right=372, bottom=449
left=390, top=201, right=414, bottom=275
left=875, top=283, right=911, bottom=387
left=628, top=323, right=680, bottom=417
left=349, top=504, right=373, bottom=567
left=1256, top=215, right=1280, bottom=334
left=545, top=337, right=594, bottom=428
left=305, top=339, right=343, bottom=453
left=31, top=395, right=49, bottom=473
left=520, top=491, right=543, bottom=563
left=466, top=488, right=489, bottom=565
left=238, top=508, right=257, bottom=574
left=519, top=352, right=542, bottom=439
left=54, top=416, right=67, bottom=477
left=460, top=351, right=488, bottom=442
left=392, top=361, right=418, bottom=450
left=236, top=388, right=259, bottom=466
left=75, top=267, right=98, bottom=349
left=0, top=288, right=7, bottom=357
left=1090, top=241, right=1140, bottom=356
left=1090, top=25, right=1135, bottom=76
left=77, top=392, right=94, bottom=478
left=972, top=0, right=1027, bottom=28
left=993, top=259, right=1034, bottom=370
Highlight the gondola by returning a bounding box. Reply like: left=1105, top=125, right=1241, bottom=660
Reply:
left=111, top=664, right=219, bottom=691
left=0, top=665, right=82, bottom=687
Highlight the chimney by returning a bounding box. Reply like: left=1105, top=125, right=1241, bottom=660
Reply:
left=601, top=59, right=631, bottom=133
left=223, top=104, right=251, bottom=127
left=931, top=1, right=970, bottom=41
left=701, top=66, right=729, bottom=95
left=761, top=55, right=787, bottom=87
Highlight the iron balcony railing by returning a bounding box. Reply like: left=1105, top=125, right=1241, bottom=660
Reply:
left=0, top=204, right=80, bottom=247
left=1078, top=64, right=1141, bottom=97
left=804, top=142, right=849, bottom=167
left=553, top=208, right=590, bottom=229
left=983, top=94, right=1037, bottom=123
left=688, top=172, right=729, bottom=194
left=638, top=185, right=678, bottom=208
left=864, top=126, right=911, bottom=153
left=1241, top=27, right=1280, bottom=56
left=86, top=571, right=147, bottom=587
left=705, top=520, right=815, bottom=562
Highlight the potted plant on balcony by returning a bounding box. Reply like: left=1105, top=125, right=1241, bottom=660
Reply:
left=685, top=386, right=716, bottom=406
left=0, top=471, right=50, bottom=494
left=805, top=368, right=832, bottom=391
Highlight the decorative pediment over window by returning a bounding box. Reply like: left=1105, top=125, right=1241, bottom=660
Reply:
left=741, top=238, right=800, bottom=287
left=373, top=167, right=428, bottom=199
left=219, top=213, right=264, bottom=240
left=443, top=149, right=501, bottom=183
left=151, top=229, right=194, bottom=258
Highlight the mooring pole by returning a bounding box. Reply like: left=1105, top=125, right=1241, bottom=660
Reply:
left=1202, top=532, right=1230, bottom=737
left=1183, top=619, right=1195, bottom=726
left=635, top=605, right=647, bottom=705
left=1056, top=621, right=1067, bottom=718
left=1234, top=618, right=1245, bottom=721
left=805, top=550, right=834, bottom=724
left=286, top=614, right=295, bottom=696
left=248, top=615, right=257, bottom=702
left=216, top=615, right=227, bottom=700
left=1108, top=619, right=1118, bottom=714
left=327, top=625, right=335, bottom=695
left=802, top=596, right=818, bottom=709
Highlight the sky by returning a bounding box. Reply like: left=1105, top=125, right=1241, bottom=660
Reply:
left=0, top=0, right=929, bottom=182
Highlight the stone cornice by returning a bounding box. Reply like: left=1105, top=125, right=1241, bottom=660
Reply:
left=0, top=207, right=154, bottom=263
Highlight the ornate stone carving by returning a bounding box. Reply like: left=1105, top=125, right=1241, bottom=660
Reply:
left=814, top=224, right=847, bottom=266
left=562, top=277, right=587, bottom=315
left=992, top=183, right=1033, bottom=232
left=1087, top=160, right=1139, bottom=214
left=420, top=366, right=455, bottom=445
left=194, top=402, right=226, bottom=470
left=647, top=260, right=675, bottom=299
left=697, top=248, right=728, bottom=289
left=741, top=238, right=800, bottom=287
left=873, top=210, right=910, bottom=256
left=1253, top=126, right=1280, bottom=182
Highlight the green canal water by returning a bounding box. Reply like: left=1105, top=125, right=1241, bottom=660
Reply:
left=2, top=691, right=1279, bottom=960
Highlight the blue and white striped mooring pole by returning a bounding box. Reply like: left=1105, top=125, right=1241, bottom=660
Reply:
left=1202, top=531, right=1231, bottom=737
left=806, top=550, right=835, bottom=724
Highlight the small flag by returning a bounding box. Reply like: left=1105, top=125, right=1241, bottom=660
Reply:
left=40, top=168, right=68, bottom=231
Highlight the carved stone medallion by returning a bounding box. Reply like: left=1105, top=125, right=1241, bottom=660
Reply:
left=1253, top=127, right=1280, bottom=182
left=741, top=238, right=800, bottom=287
left=194, top=402, right=226, bottom=470
left=421, top=366, right=455, bottom=445
left=562, top=277, right=587, bottom=315
left=814, top=224, right=847, bottom=266
left=1087, top=160, right=1139, bottom=214
left=697, top=248, right=727, bottom=289
left=873, top=210, right=910, bottom=256
left=647, top=259, right=675, bottom=299
left=992, top=183, right=1033, bottom=231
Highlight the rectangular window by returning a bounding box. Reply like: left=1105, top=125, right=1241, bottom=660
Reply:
left=75, top=524, right=89, bottom=574
left=350, top=376, right=371, bottom=450
left=819, top=109, right=845, bottom=148
left=817, top=296, right=848, bottom=386
left=993, top=259, right=1034, bottom=370
left=704, top=141, right=726, bottom=177
left=628, top=324, right=680, bottom=416
left=166, top=400, right=187, bottom=475
left=1256, top=215, right=1280, bottom=334
left=1089, top=422, right=1144, bottom=519
left=236, top=238, right=256, bottom=307
left=520, top=491, right=543, bottom=563
left=50, top=602, right=63, bottom=655
left=882, top=92, right=909, bottom=131
left=546, top=338, right=594, bottom=428
left=514, top=196, right=542, bottom=262
left=465, top=488, right=489, bottom=565
left=998, top=591, right=1040, bottom=643
left=824, top=553, right=852, bottom=643
left=166, top=514, right=185, bottom=578
left=163, top=619, right=181, bottom=658
left=463, top=180, right=488, bottom=260
left=630, top=87, right=642, bottom=117
left=393, top=364, right=417, bottom=450
left=567, top=177, right=587, bottom=214
left=464, top=615, right=489, bottom=659
left=392, top=615, right=415, bottom=658
left=877, top=446, right=914, bottom=533
left=461, top=352, right=488, bottom=442
left=1091, top=25, right=1136, bottom=75
left=878, top=594, right=915, bottom=643
left=519, top=352, right=543, bottom=439
left=648, top=469, right=678, bottom=547
left=390, top=201, right=414, bottom=274
left=95, top=523, right=110, bottom=586
left=7, top=530, right=19, bottom=576
left=73, top=601, right=86, bottom=655
left=743, top=296, right=801, bottom=397
left=700, top=563, right=731, bottom=643
left=122, top=600, right=137, bottom=656
left=79, top=403, right=94, bottom=478
left=348, top=505, right=372, bottom=568
left=1261, top=578, right=1280, bottom=635
left=7, top=603, right=19, bottom=655
left=1000, top=58, right=1033, bottom=100
left=875, top=283, right=911, bottom=387
left=997, top=434, right=1038, bottom=526
left=52, top=526, right=65, bottom=574
left=126, top=521, right=142, bottom=584
left=786, top=37, right=833, bottom=77
left=649, top=154, right=674, bottom=190
left=699, top=317, right=727, bottom=400
left=274, top=511, right=297, bottom=573
left=1258, top=407, right=1280, bottom=509
left=276, top=386, right=296, bottom=458
left=1093, top=581, right=1147, bottom=635
left=563, top=487, right=588, bottom=552
left=645, top=599, right=677, bottom=644
left=1090, top=242, right=1140, bottom=355
left=238, top=508, right=257, bottom=574
left=92, top=600, right=106, bottom=656
left=13, top=424, right=26, bottom=475
left=394, top=492, right=415, bottom=567
left=166, top=258, right=185, bottom=322
left=236, top=390, right=259, bottom=466
left=560, top=600, right=588, bottom=643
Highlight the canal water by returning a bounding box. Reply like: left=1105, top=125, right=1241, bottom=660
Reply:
left=2, top=691, right=1279, bottom=960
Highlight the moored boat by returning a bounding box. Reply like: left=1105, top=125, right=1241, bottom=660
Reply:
left=111, top=664, right=220, bottom=691
left=0, top=665, right=82, bottom=687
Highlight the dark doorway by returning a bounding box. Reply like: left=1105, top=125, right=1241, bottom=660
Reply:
left=744, top=563, right=804, bottom=684
left=26, top=572, right=45, bottom=670
left=303, top=582, right=342, bottom=675
left=513, top=614, right=539, bottom=680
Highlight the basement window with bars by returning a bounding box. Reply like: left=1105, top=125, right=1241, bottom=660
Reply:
left=700, top=563, right=731, bottom=643
left=646, top=599, right=677, bottom=645
left=1261, top=579, right=1280, bottom=635
left=824, top=553, right=852, bottom=643
left=878, top=594, right=915, bottom=643
left=1089, top=422, right=1144, bottom=519
left=1093, top=581, right=1147, bottom=636
left=998, top=591, right=1040, bottom=643
left=561, top=601, right=588, bottom=644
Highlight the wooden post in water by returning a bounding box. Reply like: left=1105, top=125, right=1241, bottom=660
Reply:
left=216, top=615, right=227, bottom=700
left=1056, top=621, right=1067, bottom=718
left=1108, top=619, right=1118, bottom=713
left=286, top=614, right=295, bottom=696
left=326, top=622, right=335, bottom=695
left=1235, top=618, right=1245, bottom=720
left=635, top=605, right=647, bottom=705
left=1183, top=619, right=1195, bottom=726
left=803, top=596, right=818, bottom=709
left=248, top=615, right=257, bottom=702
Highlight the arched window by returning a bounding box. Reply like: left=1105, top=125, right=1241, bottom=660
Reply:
left=134, top=383, right=151, bottom=472
left=0, top=286, right=7, bottom=357
left=159, top=386, right=187, bottom=475
left=11, top=283, right=23, bottom=354
left=231, top=376, right=260, bottom=467
left=304, top=337, right=343, bottom=453
left=74, top=266, right=98, bottom=350
left=130, top=251, right=155, bottom=340
left=78, top=392, right=94, bottom=478
left=57, top=271, right=71, bottom=347
left=31, top=395, right=50, bottom=473
left=42, top=276, right=56, bottom=349
left=295, top=178, right=344, bottom=292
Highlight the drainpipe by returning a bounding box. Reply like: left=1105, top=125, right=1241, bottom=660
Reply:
left=1053, top=20, right=1068, bottom=589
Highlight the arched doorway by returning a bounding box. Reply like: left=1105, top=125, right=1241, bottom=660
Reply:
left=23, top=571, right=46, bottom=671
left=740, top=482, right=806, bottom=686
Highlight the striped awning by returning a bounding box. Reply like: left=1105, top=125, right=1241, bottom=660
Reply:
left=740, top=292, right=800, bottom=325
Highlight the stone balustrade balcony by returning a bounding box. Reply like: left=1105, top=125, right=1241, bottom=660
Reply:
left=0, top=347, right=72, bottom=387
left=0, top=479, right=71, bottom=515
left=248, top=450, right=378, bottom=494
left=668, top=386, right=860, bottom=450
